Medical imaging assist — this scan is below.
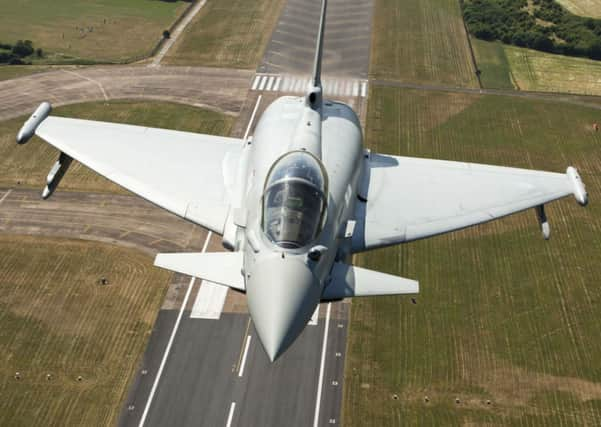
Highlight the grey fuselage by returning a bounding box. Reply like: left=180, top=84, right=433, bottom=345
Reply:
left=227, top=95, right=363, bottom=360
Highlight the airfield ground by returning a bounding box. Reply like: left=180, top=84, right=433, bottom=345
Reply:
left=342, top=86, right=601, bottom=426
left=556, top=0, right=601, bottom=18
left=0, top=101, right=233, bottom=192
left=369, top=0, right=478, bottom=87
left=0, top=234, right=171, bottom=426
left=163, top=0, right=284, bottom=68
left=472, top=35, right=601, bottom=96
left=0, top=101, right=233, bottom=425
left=0, top=0, right=188, bottom=64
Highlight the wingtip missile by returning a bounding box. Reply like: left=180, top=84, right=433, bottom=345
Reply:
left=17, top=102, right=52, bottom=145
left=566, top=166, right=588, bottom=206
left=535, top=205, right=550, bottom=240
left=41, top=152, right=72, bottom=200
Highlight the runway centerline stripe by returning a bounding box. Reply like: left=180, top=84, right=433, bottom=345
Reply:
left=226, top=402, right=236, bottom=427
left=313, top=302, right=332, bottom=427
left=138, top=231, right=213, bottom=427
left=238, top=335, right=252, bottom=378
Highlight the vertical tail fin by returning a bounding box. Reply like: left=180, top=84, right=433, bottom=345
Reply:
left=307, top=0, right=327, bottom=111
left=312, top=0, right=327, bottom=89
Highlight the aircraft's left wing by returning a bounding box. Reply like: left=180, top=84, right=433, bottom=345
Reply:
left=352, top=153, right=588, bottom=252
left=28, top=114, right=243, bottom=234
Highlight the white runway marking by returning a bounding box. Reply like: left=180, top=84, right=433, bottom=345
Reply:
left=226, top=402, right=236, bottom=427
left=244, top=95, right=262, bottom=141
left=266, top=76, right=275, bottom=91
left=190, top=281, right=228, bottom=319
left=313, top=302, right=331, bottom=427
left=360, top=81, right=367, bottom=97
left=258, top=76, right=267, bottom=91
left=138, top=231, right=212, bottom=427
left=238, top=335, right=252, bottom=377
left=0, top=189, right=12, bottom=206
left=252, top=74, right=367, bottom=98
left=309, top=305, right=319, bottom=326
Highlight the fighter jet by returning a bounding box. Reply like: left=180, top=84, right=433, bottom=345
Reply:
left=17, top=0, right=588, bottom=361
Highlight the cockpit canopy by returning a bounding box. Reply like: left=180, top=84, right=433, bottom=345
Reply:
left=262, top=151, right=327, bottom=249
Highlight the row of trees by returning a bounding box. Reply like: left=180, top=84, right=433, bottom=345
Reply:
left=463, top=0, right=601, bottom=60
left=0, top=40, right=43, bottom=65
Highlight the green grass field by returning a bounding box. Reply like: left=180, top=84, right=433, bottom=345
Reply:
left=0, top=234, right=171, bottom=426
left=343, top=86, right=601, bottom=425
left=473, top=40, right=601, bottom=95
left=370, top=0, right=479, bottom=87
left=556, top=0, right=601, bottom=18
left=504, top=45, right=601, bottom=96
left=0, top=0, right=188, bottom=63
left=0, top=100, right=234, bottom=193
left=0, top=65, right=57, bottom=81
left=471, top=39, right=515, bottom=90
left=163, top=0, right=283, bottom=68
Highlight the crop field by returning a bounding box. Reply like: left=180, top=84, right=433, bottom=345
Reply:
left=471, top=39, right=515, bottom=90
left=0, top=0, right=188, bottom=63
left=0, top=234, right=171, bottom=426
left=0, top=100, right=234, bottom=193
left=503, top=45, right=601, bottom=95
left=370, top=0, right=479, bottom=87
left=343, top=86, right=601, bottom=425
left=163, top=0, right=284, bottom=68
left=556, top=0, right=601, bottom=18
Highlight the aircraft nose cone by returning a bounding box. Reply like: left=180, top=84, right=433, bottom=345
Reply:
left=246, top=255, right=321, bottom=362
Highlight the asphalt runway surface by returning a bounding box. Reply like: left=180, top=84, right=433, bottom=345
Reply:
left=259, top=0, right=373, bottom=78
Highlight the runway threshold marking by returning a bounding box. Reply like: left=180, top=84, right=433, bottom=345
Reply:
left=238, top=335, right=252, bottom=378
left=0, top=189, right=12, bottom=206
left=226, top=402, right=236, bottom=427
left=313, top=302, right=332, bottom=427
left=138, top=231, right=213, bottom=427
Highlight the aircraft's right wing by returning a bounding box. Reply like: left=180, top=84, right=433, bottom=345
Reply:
left=352, top=153, right=588, bottom=252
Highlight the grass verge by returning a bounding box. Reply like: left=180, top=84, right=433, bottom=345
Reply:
left=0, top=0, right=188, bottom=63
left=163, top=0, right=284, bottom=68
left=343, top=86, right=601, bottom=426
left=370, top=0, right=479, bottom=87
left=0, top=100, right=234, bottom=193
left=0, top=234, right=171, bottom=426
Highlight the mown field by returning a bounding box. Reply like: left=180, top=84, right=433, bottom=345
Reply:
left=556, top=0, right=601, bottom=18
left=0, top=234, right=171, bottom=426
left=0, top=0, right=188, bottom=63
left=163, top=0, right=283, bottom=68
left=473, top=39, right=601, bottom=95
left=343, top=86, right=601, bottom=425
left=0, top=100, right=234, bottom=193
left=471, top=39, right=515, bottom=90
left=370, top=0, right=478, bottom=87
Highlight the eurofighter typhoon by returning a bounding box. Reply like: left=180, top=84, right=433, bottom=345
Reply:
left=17, top=0, right=588, bottom=361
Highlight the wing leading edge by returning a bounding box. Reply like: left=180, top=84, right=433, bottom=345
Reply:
left=33, top=116, right=243, bottom=234
left=353, top=153, right=588, bottom=252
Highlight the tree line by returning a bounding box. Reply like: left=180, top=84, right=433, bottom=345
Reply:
left=462, top=0, right=601, bottom=60
left=0, top=40, right=43, bottom=65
